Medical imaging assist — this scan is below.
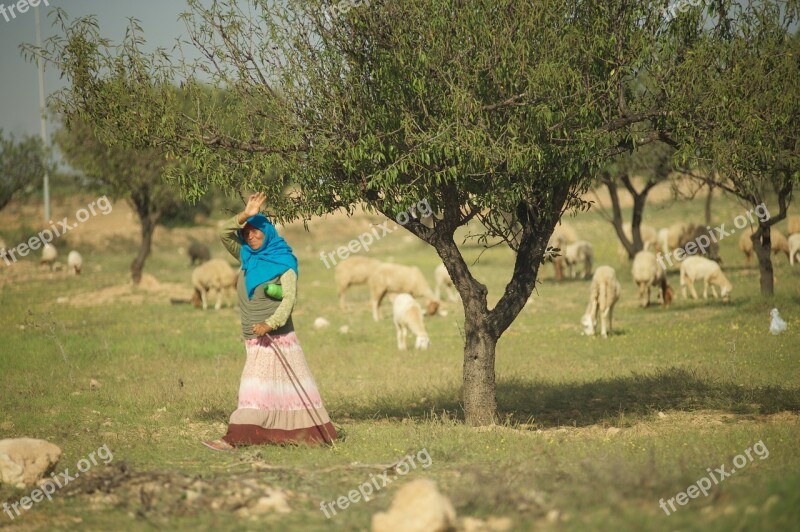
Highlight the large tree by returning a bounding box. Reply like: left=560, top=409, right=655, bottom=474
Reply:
left=29, top=1, right=790, bottom=424
left=665, top=1, right=799, bottom=295
left=0, top=130, right=47, bottom=212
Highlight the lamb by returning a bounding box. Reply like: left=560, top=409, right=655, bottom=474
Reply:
left=680, top=256, right=732, bottom=302
left=188, top=241, right=211, bottom=266
left=368, top=263, right=440, bottom=321
left=789, top=234, right=800, bottom=266
left=67, top=250, right=83, bottom=275
left=788, top=215, right=800, bottom=236
left=334, top=256, right=384, bottom=309
left=564, top=240, right=594, bottom=279
left=40, top=243, right=58, bottom=271
left=191, top=258, right=237, bottom=310
left=580, top=265, right=621, bottom=338
left=738, top=227, right=790, bottom=264
left=392, top=293, right=431, bottom=350
left=434, top=263, right=461, bottom=302
left=631, top=251, right=673, bottom=308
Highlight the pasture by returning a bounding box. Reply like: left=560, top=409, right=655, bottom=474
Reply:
left=1, top=188, right=799, bottom=531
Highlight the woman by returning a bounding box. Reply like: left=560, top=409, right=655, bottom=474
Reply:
left=202, top=192, right=337, bottom=450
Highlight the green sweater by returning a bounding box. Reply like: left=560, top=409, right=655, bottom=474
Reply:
left=220, top=215, right=297, bottom=339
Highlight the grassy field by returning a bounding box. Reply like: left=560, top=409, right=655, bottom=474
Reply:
left=1, top=189, right=799, bottom=531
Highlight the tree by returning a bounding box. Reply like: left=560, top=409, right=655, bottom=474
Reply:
left=665, top=1, right=800, bottom=296
left=54, top=117, right=189, bottom=284
left=0, top=130, right=47, bottom=212
left=30, top=1, right=787, bottom=424
left=595, top=141, right=675, bottom=259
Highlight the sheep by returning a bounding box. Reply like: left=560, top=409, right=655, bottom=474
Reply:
left=789, top=234, right=800, bottom=266
left=617, top=223, right=658, bottom=260
left=788, top=215, right=800, bottom=236
left=191, top=258, right=237, bottom=310
left=40, top=243, right=58, bottom=271
left=544, top=225, right=577, bottom=281
left=580, top=265, right=621, bottom=338
left=677, top=225, right=720, bottom=262
left=631, top=251, right=673, bottom=308
left=564, top=240, right=594, bottom=279
left=680, top=256, right=732, bottom=302
left=334, top=256, right=384, bottom=309
left=368, top=263, right=440, bottom=321
left=67, top=250, right=83, bottom=275
left=188, top=241, right=211, bottom=266
left=434, top=263, right=461, bottom=302
left=392, top=293, right=431, bottom=350
left=738, top=227, right=790, bottom=264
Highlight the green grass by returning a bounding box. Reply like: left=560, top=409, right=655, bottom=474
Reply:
left=1, top=190, right=799, bottom=531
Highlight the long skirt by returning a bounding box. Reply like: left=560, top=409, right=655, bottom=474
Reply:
left=222, top=331, right=337, bottom=446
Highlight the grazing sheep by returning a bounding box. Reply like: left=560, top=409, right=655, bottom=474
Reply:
left=680, top=256, right=732, bottom=302
left=188, top=241, right=211, bottom=266
left=368, top=263, right=440, bottom=321
left=789, top=234, right=800, bottom=266
left=788, top=215, right=800, bottom=236
left=564, top=240, right=594, bottom=279
left=191, top=258, right=237, bottom=310
left=580, top=266, right=621, bottom=338
left=67, top=250, right=83, bottom=275
left=434, top=263, right=461, bottom=302
left=334, top=256, right=384, bottom=309
left=617, top=223, right=658, bottom=260
left=631, top=251, right=673, bottom=308
left=657, top=228, right=670, bottom=254
left=738, top=228, right=790, bottom=264
left=392, top=293, right=431, bottom=350
left=545, top=226, right=576, bottom=281
left=40, top=243, right=58, bottom=271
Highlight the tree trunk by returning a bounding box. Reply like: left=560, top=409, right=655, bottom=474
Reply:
left=753, top=224, right=774, bottom=296
left=462, top=311, right=498, bottom=426
left=704, top=183, right=714, bottom=226
left=131, top=212, right=159, bottom=285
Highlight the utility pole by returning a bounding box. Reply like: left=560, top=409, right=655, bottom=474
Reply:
left=35, top=5, right=50, bottom=222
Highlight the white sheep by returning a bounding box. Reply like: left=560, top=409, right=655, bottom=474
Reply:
left=392, top=293, right=431, bottom=350
left=434, top=263, right=460, bottom=302
left=191, top=258, right=237, bottom=310
left=788, top=234, right=800, bottom=266
left=788, top=215, right=800, bottom=236
left=631, top=251, right=673, bottom=308
left=738, top=227, right=790, bottom=264
left=580, top=265, right=621, bottom=338
left=368, top=263, right=440, bottom=321
left=40, top=243, right=58, bottom=271
left=680, top=256, right=732, bottom=302
left=67, top=250, right=83, bottom=275
left=564, top=240, right=594, bottom=279
left=334, top=256, right=383, bottom=310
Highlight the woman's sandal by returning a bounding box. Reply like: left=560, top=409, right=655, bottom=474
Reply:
left=201, top=439, right=234, bottom=452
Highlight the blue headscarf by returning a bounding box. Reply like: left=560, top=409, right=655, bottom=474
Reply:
left=238, top=213, right=298, bottom=299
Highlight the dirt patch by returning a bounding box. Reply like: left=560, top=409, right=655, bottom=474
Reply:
left=68, top=273, right=193, bottom=308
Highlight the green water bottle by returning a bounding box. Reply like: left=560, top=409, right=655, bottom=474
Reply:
left=264, top=283, right=283, bottom=300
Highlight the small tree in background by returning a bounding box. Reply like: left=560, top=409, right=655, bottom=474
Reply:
left=0, top=130, right=47, bottom=212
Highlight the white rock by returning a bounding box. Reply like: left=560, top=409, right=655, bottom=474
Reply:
left=313, top=317, right=331, bottom=330
left=372, top=479, right=456, bottom=532
left=0, top=438, right=62, bottom=488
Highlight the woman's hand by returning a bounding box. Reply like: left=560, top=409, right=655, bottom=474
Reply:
left=239, top=192, right=267, bottom=223
left=252, top=322, right=273, bottom=336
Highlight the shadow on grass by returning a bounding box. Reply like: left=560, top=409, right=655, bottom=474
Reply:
left=339, top=367, right=800, bottom=428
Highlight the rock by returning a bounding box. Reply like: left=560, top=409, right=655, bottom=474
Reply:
left=372, top=478, right=456, bottom=532
left=0, top=438, right=62, bottom=488
left=339, top=325, right=350, bottom=334
left=314, top=317, right=331, bottom=330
